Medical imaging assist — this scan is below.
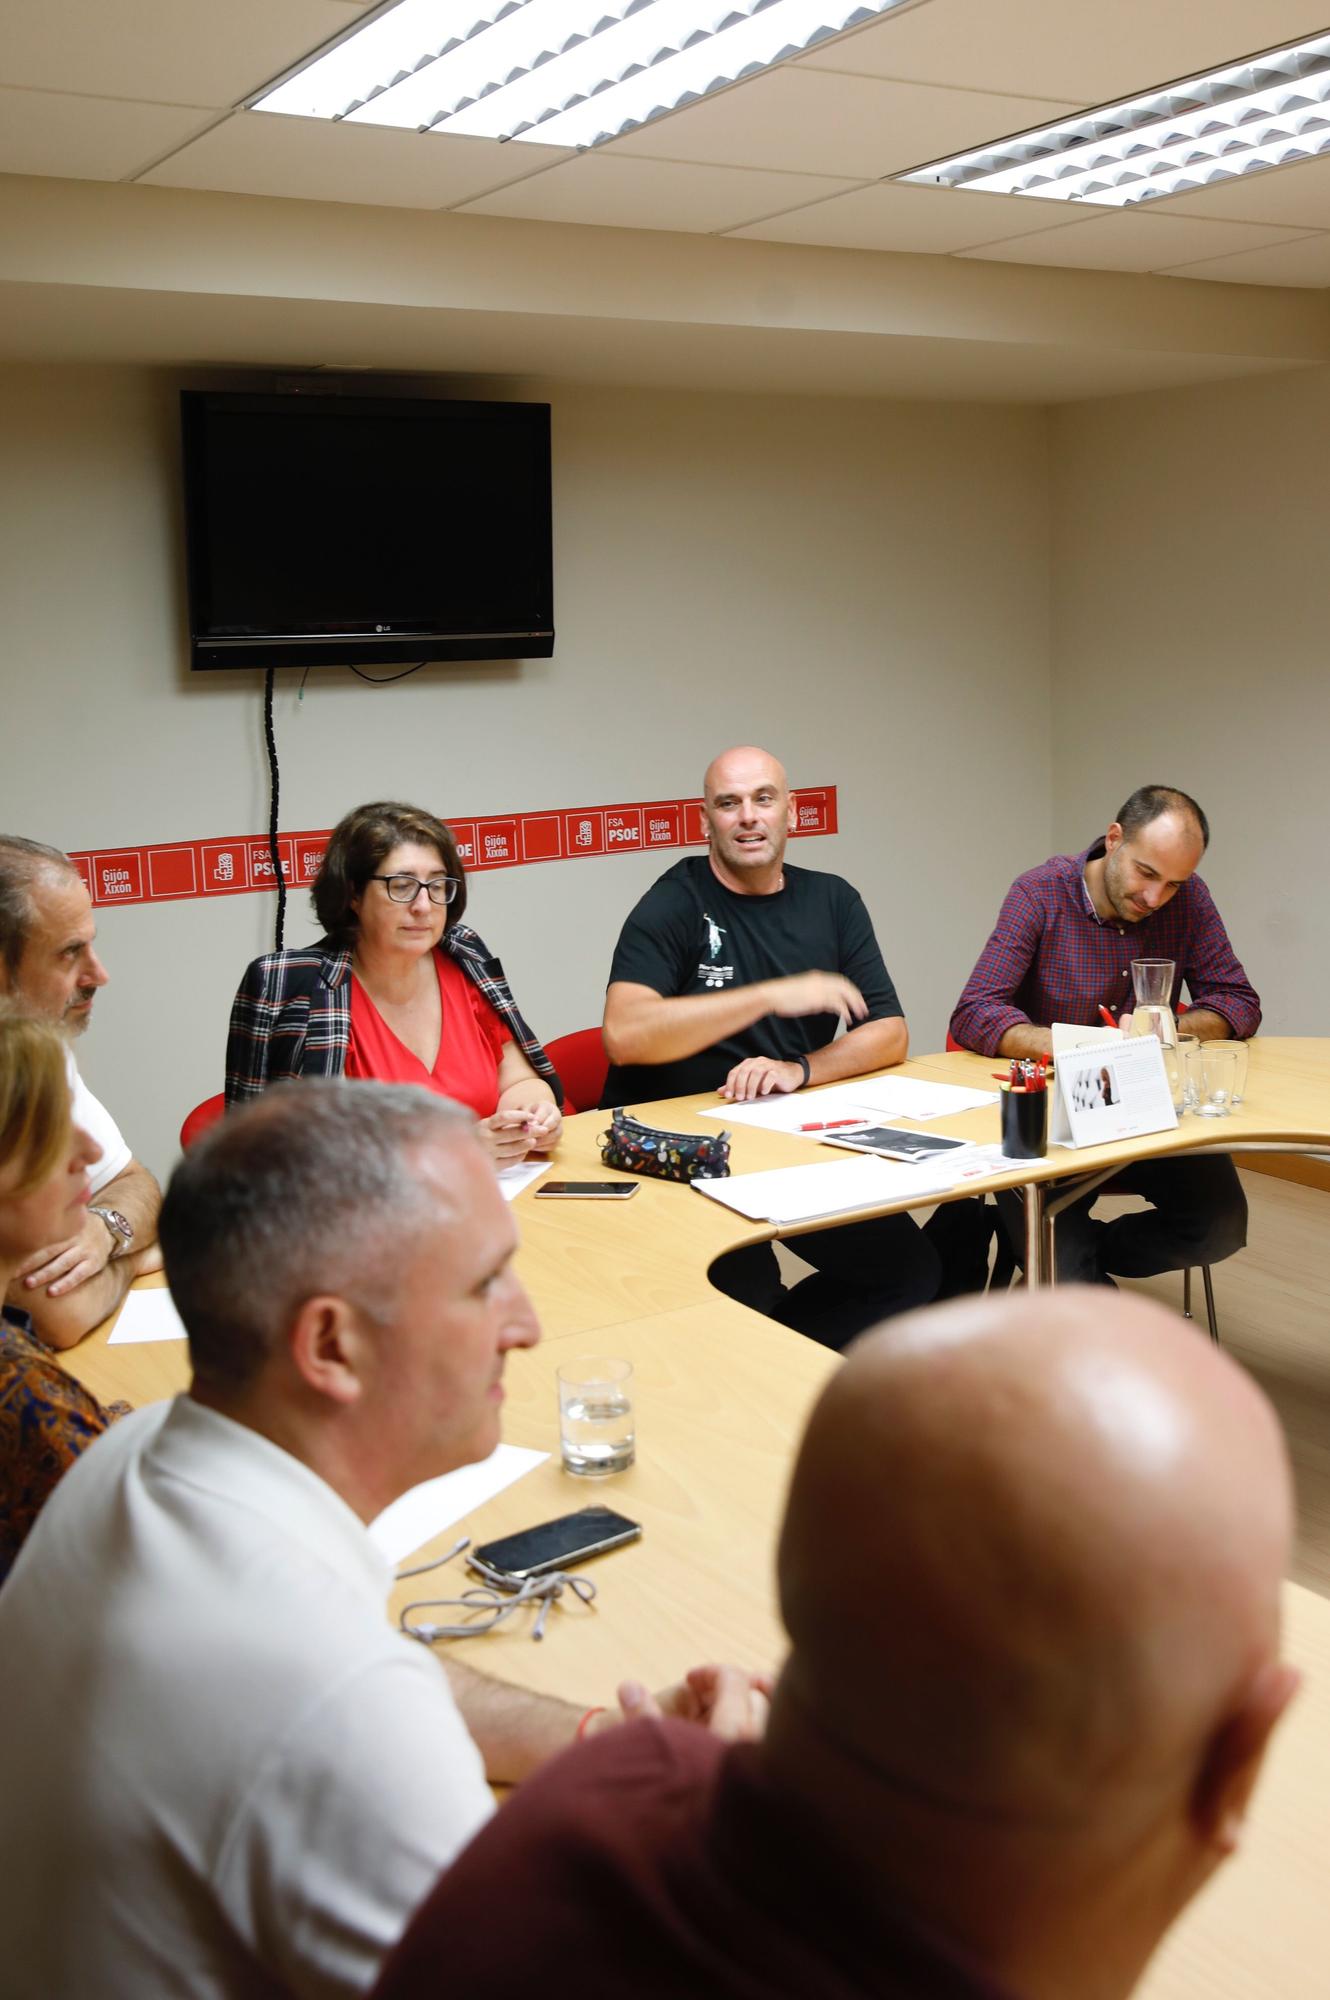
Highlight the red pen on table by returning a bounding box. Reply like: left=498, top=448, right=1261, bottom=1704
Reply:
left=799, top=1117, right=865, bottom=1132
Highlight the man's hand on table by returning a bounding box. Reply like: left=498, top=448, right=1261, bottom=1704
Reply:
left=719, top=1056, right=806, bottom=1101
left=599, top=1665, right=774, bottom=1741
left=12, top=1224, right=164, bottom=1351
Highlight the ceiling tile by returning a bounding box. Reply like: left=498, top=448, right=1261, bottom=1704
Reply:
left=139, top=111, right=570, bottom=208
left=1147, top=155, right=1330, bottom=231
left=799, top=0, right=1330, bottom=106
left=607, top=68, right=1080, bottom=180
left=1154, top=234, right=1330, bottom=287
left=0, top=88, right=216, bottom=182
left=0, top=2, right=377, bottom=110
left=955, top=209, right=1318, bottom=274
left=458, top=155, right=861, bottom=233
left=727, top=179, right=1097, bottom=251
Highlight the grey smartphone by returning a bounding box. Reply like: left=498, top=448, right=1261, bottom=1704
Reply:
left=469, top=1505, right=642, bottom=1582
left=535, top=1180, right=639, bottom=1198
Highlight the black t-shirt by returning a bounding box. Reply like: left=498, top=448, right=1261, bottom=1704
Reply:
left=602, top=855, right=902, bottom=1104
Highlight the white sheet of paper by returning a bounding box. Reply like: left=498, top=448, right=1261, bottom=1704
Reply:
left=495, top=1160, right=552, bottom=1202
left=693, top=1157, right=904, bottom=1222
left=697, top=1076, right=996, bottom=1133
left=369, top=1443, right=549, bottom=1564
left=692, top=1144, right=1011, bottom=1225
left=848, top=1077, right=1000, bottom=1121
left=695, top=1085, right=874, bottom=1133
left=108, top=1288, right=188, bottom=1345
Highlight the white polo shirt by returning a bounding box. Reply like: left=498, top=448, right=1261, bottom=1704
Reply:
left=66, top=1053, right=132, bottom=1195
left=0, top=1397, right=494, bottom=1999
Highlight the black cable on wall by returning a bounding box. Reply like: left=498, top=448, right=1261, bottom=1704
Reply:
left=263, top=667, right=286, bottom=952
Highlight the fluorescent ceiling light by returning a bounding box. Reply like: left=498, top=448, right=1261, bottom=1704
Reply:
left=897, top=29, right=1330, bottom=206
left=254, top=0, right=914, bottom=150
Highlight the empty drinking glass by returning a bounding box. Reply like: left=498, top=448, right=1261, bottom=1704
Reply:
left=1176, top=1034, right=1201, bottom=1113
left=1227, top=1041, right=1249, bottom=1106
left=1196, top=1044, right=1239, bottom=1118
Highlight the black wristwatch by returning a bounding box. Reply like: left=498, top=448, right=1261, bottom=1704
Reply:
left=90, top=1205, right=134, bottom=1258
left=792, top=1055, right=811, bottom=1089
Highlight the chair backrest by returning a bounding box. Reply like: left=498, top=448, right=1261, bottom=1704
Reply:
left=180, top=1094, right=225, bottom=1151
left=946, top=1031, right=965, bottom=1053
left=543, top=1028, right=609, bottom=1115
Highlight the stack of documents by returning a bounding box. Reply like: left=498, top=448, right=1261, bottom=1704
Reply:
left=693, top=1144, right=1009, bottom=1225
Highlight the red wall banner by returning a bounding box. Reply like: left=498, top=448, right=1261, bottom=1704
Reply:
left=69, top=787, right=839, bottom=908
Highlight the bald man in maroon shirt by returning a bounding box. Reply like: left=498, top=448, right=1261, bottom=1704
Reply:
left=375, top=1287, right=1296, bottom=2000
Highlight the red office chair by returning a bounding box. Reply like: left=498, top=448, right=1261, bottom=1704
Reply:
left=180, top=1094, right=225, bottom=1151
left=544, top=1028, right=609, bottom=1115
left=949, top=1030, right=1217, bottom=1339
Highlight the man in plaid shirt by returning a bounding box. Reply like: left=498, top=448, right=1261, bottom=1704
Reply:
left=950, top=785, right=1258, bottom=1286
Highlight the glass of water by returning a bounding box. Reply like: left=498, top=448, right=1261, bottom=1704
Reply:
left=557, top=1357, right=635, bottom=1477
left=1196, top=1044, right=1239, bottom=1118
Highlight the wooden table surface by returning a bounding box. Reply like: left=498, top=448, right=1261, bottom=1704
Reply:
left=61, top=1040, right=1330, bottom=1999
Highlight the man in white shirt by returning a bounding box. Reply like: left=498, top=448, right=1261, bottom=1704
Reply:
left=0, top=1082, right=763, bottom=2000
left=0, top=835, right=161, bottom=1344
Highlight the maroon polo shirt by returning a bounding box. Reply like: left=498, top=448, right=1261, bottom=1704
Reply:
left=373, top=1719, right=1017, bottom=2000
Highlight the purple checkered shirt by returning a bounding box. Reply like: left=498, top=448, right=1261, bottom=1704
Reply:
left=950, top=840, right=1261, bottom=1058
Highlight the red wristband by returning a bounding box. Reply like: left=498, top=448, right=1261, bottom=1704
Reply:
left=576, top=1706, right=606, bottom=1741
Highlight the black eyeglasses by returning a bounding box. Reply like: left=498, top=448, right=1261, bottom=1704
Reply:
left=371, top=874, right=459, bottom=905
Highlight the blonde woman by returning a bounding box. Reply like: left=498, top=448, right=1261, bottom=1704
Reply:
left=0, top=1004, right=120, bottom=1581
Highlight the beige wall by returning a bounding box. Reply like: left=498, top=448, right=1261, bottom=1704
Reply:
left=1051, top=363, right=1330, bottom=1034
left=1, top=365, right=1053, bottom=1176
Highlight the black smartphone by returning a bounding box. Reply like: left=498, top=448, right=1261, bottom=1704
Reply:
left=535, top=1180, right=639, bottom=1199
left=469, top=1505, right=642, bottom=1581
left=824, top=1125, right=969, bottom=1162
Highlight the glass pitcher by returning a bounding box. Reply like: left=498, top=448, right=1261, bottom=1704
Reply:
left=1128, top=958, right=1178, bottom=1049
left=1128, top=958, right=1185, bottom=1111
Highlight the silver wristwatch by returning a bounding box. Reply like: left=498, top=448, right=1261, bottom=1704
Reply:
left=89, top=1205, right=134, bottom=1258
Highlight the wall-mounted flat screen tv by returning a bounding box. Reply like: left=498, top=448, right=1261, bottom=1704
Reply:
left=181, top=391, right=553, bottom=670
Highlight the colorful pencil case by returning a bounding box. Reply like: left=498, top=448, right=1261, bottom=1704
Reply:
left=599, top=1109, right=731, bottom=1183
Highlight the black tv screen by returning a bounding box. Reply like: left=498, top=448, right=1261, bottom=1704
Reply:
left=181, top=391, right=554, bottom=669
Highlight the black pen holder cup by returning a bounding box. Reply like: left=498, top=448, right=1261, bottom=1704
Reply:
left=1000, top=1089, right=1048, bottom=1160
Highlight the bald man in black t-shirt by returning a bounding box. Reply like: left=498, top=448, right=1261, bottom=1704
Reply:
left=601, top=747, right=937, bottom=1347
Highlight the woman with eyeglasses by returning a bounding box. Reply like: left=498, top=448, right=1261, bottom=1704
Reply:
left=1, top=1003, right=122, bottom=1581
left=226, top=802, right=562, bottom=1165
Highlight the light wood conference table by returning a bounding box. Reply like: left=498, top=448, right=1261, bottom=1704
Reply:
left=66, top=1037, right=1330, bottom=2000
